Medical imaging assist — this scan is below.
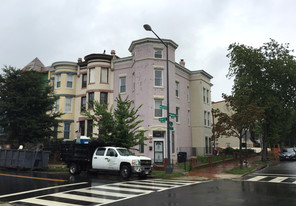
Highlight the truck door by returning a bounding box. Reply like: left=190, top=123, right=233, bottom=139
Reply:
left=92, top=147, right=108, bottom=169
left=105, top=148, right=119, bottom=170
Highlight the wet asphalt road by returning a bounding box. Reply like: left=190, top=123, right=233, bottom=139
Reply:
left=1, top=161, right=296, bottom=205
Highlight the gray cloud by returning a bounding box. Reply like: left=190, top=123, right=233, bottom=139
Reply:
left=1, top=0, right=296, bottom=101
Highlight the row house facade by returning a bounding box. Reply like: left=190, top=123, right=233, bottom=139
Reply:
left=28, top=37, right=213, bottom=163
left=113, top=38, right=213, bottom=162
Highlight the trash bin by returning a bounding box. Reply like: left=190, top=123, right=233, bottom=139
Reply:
left=177, top=152, right=187, bottom=163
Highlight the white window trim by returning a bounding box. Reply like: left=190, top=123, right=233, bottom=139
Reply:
left=154, top=99, right=163, bottom=118
left=66, top=74, right=73, bottom=89
left=119, top=76, right=126, bottom=93
left=65, top=97, right=72, bottom=113
left=89, top=68, right=95, bottom=83
left=56, top=74, right=61, bottom=89
left=154, top=48, right=163, bottom=59
left=154, top=67, right=164, bottom=87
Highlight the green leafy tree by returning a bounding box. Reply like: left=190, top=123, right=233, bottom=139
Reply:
left=84, top=95, right=147, bottom=149
left=0, top=66, right=61, bottom=145
left=212, top=99, right=264, bottom=168
left=226, top=39, right=296, bottom=160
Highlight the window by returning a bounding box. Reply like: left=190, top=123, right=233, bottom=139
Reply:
left=154, top=49, right=163, bottom=58
left=188, top=110, right=191, bottom=125
left=88, top=92, right=94, bottom=109
left=205, top=137, right=208, bottom=153
left=154, top=68, right=163, bottom=87
left=66, top=74, right=73, bottom=88
left=87, top=120, right=93, bottom=137
left=119, top=76, right=126, bottom=93
left=204, top=111, right=207, bottom=126
left=132, top=72, right=135, bottom=90
left=203, top=88, right=206, bottom=103
left=79, top=121, right=85, bottom=136
left=96, top=148, right=106, bottom=156
left=207, top=112, right=210, bottom=126
left=153, top=131, right=165, bottom=138
left=106, top=148, right=117, bottom=156
left=64, top=123, right=70, bottom=139
left=100, top=68, right=109, bottom=83
left=175, top=81, right=179, bottom=97
left=176, top=107, right=180, bottom=123
left=207, top=89, right=209, bottom=103
left=139, top=143, right=144, bottom=153
left=89, top=68, right=95, bottom=83
left=81, top=96, right=86, bottom=112
left=187, top=86, right=190, bottom=102
left=154, top=99, right=163, bottom=117
left=54, top=98, right=59, bottom=112
left=56, top=74, right=61, bottom=89
left=100, top=92, right=108, bottom=105
left=172, top=131, right=175, bottom=153
left=82, top=74, right=87, bottom=88
left=65, top=97, right=72, bottom=113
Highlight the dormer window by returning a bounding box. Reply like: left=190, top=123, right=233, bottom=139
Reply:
left=154, top=49, right=163, bottom=58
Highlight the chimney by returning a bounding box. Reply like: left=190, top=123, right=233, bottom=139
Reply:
left=111, top=50, right=116, bottom=55
left=78, top=58, right=82, bottom=63
left=180, top=59, right=185, bottom=67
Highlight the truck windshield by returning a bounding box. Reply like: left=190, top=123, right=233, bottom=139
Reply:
left=117, top=149, right=134, bottom=156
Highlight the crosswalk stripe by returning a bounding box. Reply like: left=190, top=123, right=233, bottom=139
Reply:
left=76, top=188, right=133, bottom=198
left=98, top=184, right=155, bottom=193
left=17, top=197, right=78, bottom=206
left=9, top=179, right=203, bottom=206
left=247, top=176, right=267, bottom=181
left=115, top=182, right=170, bottom=190
left=50, top=192, right=113, bottom=204
left=269, top=177, right=288, bottom=183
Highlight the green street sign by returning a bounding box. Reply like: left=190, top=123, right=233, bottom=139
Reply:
left=169, top=121, right=173, bottom=126
left=169, top=113, right=176, bottom=118
left=160, top=105, right=168, bottom=110
left=169, top=127, right=174, bottom=130
left=158, top=117, right=167, bottom=123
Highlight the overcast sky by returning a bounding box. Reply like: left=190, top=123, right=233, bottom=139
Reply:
left=1, top=0, right=295, bottom=101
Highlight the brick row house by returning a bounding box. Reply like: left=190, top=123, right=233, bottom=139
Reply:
left=24, top=37, right=213, bottom=163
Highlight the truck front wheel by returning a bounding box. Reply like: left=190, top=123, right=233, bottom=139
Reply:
left=69, top=163, right=81, bottom=175
left=120, top=164, right=131, bottom=179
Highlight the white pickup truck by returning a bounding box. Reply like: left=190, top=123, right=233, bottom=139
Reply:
left=61, top=142, right=152, bottom=179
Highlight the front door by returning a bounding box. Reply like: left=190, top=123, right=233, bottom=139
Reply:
left=154, top=141, right=164, bottom=164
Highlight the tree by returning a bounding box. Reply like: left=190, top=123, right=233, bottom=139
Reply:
left=0, top=66, right=61, bottom=145
left=226, top=39, right=296, bottom=160
left=84, top=95, right=147, bottom=149
left=212, top=99, right=264, bottom=168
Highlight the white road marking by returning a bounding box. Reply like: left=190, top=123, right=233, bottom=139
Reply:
left=269, top=177, right=288, bottom=183
left=247, top=176, right=267, bottom=181
left=0, top=182, right=88, bottom=198
left=9, top=179, right=205, bottom=206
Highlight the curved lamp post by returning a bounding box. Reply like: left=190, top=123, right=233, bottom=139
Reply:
left=143, top=24, right=173, bottom=174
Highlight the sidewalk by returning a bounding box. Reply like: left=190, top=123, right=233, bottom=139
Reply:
left=179, top=155, right=263, bottom=180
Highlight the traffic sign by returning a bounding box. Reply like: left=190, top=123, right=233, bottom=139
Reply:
left=158, top=117, right=167, bottom=123
left=160, top=105, right=168, bottom=110
left=169, top=113, right=176, bottom=118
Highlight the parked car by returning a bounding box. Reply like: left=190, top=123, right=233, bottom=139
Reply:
left=279, top=147, right=296, bottom=161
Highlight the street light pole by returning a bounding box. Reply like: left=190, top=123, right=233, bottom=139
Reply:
left=144, top=24, right=173, bottom=173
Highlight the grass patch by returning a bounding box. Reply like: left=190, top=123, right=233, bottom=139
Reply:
left=151, top=170, right=186, bottom=179
left=224, top=166, right=254, bottom=175
left=47, top=165, right=68, bottom=172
